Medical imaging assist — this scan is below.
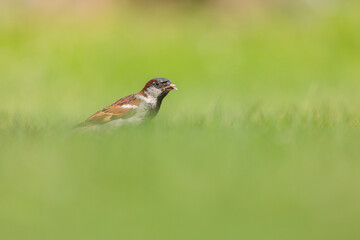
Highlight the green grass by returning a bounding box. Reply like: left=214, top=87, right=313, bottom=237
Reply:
left=1, top=3, right=360, bottom=240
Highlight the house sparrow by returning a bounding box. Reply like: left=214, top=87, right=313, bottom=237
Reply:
left=76, top=78, right=177, bottom=130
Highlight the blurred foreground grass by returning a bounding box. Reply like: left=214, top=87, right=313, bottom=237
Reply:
left=1, top=2, right=360, bottom=240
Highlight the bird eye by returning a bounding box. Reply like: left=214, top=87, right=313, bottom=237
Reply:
left=153, top=81, right=162, bottom=88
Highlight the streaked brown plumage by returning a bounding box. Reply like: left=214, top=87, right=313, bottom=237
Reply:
left=77, top=78, right=177, bottom=129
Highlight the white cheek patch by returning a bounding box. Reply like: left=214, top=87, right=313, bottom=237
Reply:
left=145, top=86, right=162, bottom=98
left=121, top=104, right=138, bottom=109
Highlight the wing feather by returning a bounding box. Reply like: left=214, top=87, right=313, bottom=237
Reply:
left=77, top=94, right=140, bottom=128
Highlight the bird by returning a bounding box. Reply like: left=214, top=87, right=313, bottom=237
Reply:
left=76, top=78, right=177, bottom=130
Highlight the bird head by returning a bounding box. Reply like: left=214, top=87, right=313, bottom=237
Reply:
left=142, top=78, right=177, bottom=98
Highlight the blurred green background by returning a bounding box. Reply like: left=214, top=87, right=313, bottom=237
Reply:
left=1, top=0, right=360, bottom=239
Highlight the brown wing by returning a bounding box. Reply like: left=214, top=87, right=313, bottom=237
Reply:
left=77, top=94, right=141, bottom=128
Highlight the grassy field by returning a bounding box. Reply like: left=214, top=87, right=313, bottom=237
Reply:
left=1, top=2, right=360, bottom=240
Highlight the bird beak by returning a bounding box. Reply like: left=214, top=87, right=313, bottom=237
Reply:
left=169, top=84, right=178, bottom=91
left=163, top=83, right=178, bottom=91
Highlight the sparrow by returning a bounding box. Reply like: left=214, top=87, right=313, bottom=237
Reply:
left=76, top=78, right=177, bottom=129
